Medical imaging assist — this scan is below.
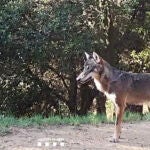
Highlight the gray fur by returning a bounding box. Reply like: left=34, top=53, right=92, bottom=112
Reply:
left=77, top=52, right=150, bottom=142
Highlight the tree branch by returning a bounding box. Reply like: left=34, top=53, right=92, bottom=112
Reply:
left=48, top=65, right=69, bottom=92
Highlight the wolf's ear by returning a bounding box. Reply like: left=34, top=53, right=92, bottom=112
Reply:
left=85, top=52, right=90, bottom=59
left=93, top=52, right=102, bottom=63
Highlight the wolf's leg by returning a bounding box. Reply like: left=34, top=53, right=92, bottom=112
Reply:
left=111, top=103, right=125, bottom=143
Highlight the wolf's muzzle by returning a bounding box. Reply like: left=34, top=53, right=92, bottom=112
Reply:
left=76, top=72, right=85, bottom=82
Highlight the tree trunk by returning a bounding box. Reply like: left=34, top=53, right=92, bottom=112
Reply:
left=78, top=84, right=95, bottom=115
left=96, top=92, right=106, bottom=114
left=78, top=84, right=106, bottom=115
left=67, top=62, right=78, bottom=115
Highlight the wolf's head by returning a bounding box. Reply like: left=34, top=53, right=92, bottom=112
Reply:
left=76, top=52, right=104, bottom=83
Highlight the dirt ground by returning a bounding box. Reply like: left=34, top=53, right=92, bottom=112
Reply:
left=0, top=121, right=150, bottom=150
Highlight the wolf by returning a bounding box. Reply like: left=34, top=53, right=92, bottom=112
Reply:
left=76, top=52, right=150, bottom=142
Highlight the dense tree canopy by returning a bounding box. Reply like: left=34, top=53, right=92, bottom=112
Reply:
left=0, top=0, right=150, bottom=116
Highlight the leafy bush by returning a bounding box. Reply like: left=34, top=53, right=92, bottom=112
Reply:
left=119, top=47, right=150, bottom=72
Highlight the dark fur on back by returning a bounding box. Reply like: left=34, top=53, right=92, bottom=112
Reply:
left=100, top=61, right=150, bottom=104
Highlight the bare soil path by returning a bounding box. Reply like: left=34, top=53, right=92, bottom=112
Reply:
left=0, top=121, right=150, bottom=150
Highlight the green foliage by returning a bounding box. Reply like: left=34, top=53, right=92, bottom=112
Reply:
left=143, top=113, right=150, bottom=121
left=123, top=111, right=142, bottom=122
left=119, top=47, right=150, bottom=72
left=0, top=113, right=108, bottom=135
left=1, top=112, right=150, bottom=135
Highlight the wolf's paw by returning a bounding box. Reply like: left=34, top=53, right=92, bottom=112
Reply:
left=109, top=137, right=119, bottom=143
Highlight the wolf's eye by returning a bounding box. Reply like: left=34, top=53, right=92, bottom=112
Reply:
left=86, top=66, right=89, bottom=70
